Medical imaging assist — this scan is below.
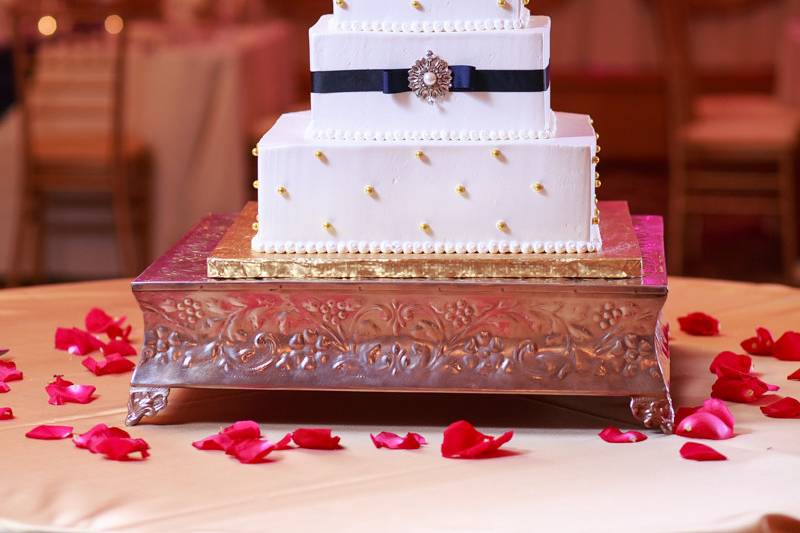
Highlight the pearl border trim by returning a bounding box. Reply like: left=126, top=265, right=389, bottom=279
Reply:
left=332, top=14, right=530, bottom=33
left=308, top=112, right=557, bottom=142
left=252, top=237, right=602, bottom=255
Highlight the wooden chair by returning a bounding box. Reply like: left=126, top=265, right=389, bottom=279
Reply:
left=7, top=0, right=151, bottom=285
left=659, top=0, right=800, bottom=282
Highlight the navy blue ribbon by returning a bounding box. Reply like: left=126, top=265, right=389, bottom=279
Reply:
left=311, top=65, right=550, bottom=95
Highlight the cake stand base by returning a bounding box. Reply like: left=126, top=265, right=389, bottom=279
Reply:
left=127, top=203, right=673, bottom=433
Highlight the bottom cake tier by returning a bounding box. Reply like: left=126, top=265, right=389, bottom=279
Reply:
left=253, top=111, right=600, bottom=255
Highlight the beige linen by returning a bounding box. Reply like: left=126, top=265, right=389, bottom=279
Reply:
left=0, top=277, right=798, bottom=532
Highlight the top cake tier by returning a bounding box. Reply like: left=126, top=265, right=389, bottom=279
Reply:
left=332, top=0, right=531, bottom=32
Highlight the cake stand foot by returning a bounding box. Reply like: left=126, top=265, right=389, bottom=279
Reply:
left=126, top=386, right=170, bottom=426
left=630, top=394, right=674, bottom=434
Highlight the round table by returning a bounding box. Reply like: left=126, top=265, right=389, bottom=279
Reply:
left=0, top=277, right=798, bottom=532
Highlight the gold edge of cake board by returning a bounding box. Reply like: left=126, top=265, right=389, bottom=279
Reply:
left=206, top=202, right=643, bottom=280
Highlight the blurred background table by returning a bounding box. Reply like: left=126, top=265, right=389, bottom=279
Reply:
left=0, top=276, right=798, bottom=532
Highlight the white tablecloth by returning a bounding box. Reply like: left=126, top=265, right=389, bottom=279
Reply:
left=0, top=21, right=294, bottom=279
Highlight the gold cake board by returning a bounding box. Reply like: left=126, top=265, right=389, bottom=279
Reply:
left=207, top=201, right=642, bottom=279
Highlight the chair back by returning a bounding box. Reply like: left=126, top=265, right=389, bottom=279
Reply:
left=9, top=0, right=132, bottom=181
left=658, top=0, right=784, bottom=132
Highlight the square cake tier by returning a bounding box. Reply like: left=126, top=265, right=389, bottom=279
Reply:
left=331, top=0, right=531, bottom=32
left=309, top=15, right=553, bottom=141
left=252, top=111, right=600, bottom=255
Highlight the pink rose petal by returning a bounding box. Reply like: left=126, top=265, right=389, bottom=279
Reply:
left=441, top=420, right=514, bottom=459
left=192, top=421, right=262, bottom=452
left=26, top=424, right=74, bottom=440
left=93, top=436, right=150, bottom=461
left=680, top=442, right=727, bottom=461
left=371, top=431, right=428, bottom=450
left=82, top=354, right=136, bottom=376
left=274, top=432, right=293, bottom=450
left=709, top=351, right=752, bottom=378
left=54, top=327, right=105, bottom=356
left=0, top=407, right=13, bottom=420
left=226, top=439, right=276, bottom=464
left=74, top=424, right=131, bottom=451
left=102, top=339, right=137, bottom=357
left=760, top=397, right=800, bottom=419
left=0, top=361, right=22, bottom=383
left=740, top=327, right=774, bottom=356
left=677, top=312, right=720, bottom=336
left=292, top=428, right=342, bottom=450
left=598, top=427, right=648, bottom=443
left=45, top=376, right=96, bottom=405
left=675, top=399, right=734, bottom=440
left=711, top=375, right=771, bottom=404
left=85, top=308, right=130, bottom=340
left=774, top=331, right=800, bottom=361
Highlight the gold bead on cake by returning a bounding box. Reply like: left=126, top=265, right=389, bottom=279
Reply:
left=491, top=149, right=502, bottom=159
left=323, top=221, right=333, bottom=230
left=592, top=156, right=600, bottom=165
left=420, top=222, right=431, bottom=232
left=252, top=180, right=259, bottom=190
left=455, top=184, right=466, bottom=194
left=496, top=220, right=508, bottom=232
left=336, top=0, right=346, bottom=7
left=498, top=0, right=507, bottom=7
left=412, top=0, right=422, bottom=9
left=314, top=150, right=325, bottom=160
left=532, top=182, right=544, bottom=193
left=415, top=150, right=425, bottom=160
left=523, top=0, right=530, bottom=5
left=252, top=222, right=259, bottom=231
left=596, top=145, right=602, bottom=153
left=364, top=185, right=375, bottom=195
left=251, top=146, right=259, bottom=157
left=592, top=216, right=599, bottom=225
left=595, top=179, right=602, bottom=188
left=277, top=185, right=287, bottom=195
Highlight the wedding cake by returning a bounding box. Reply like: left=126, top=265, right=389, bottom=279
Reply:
left=251, top=0, right=600, bottom=256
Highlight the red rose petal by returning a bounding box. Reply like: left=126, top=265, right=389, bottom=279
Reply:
left=760, top=397, right=800, bottom=419
left=441, top=420, right=514, bottom=459
left=677, top=312, right=720, bottom=336
left=371, top=431, right=428, bottom=450
left=0, top=407, right=13, bottom=420
left=26, top=424, right=74, bottom=440
left=274, top=433, right=293, bottom=450
left=82, top=354, right=136, bottom=376
left=740, top=327, right=775, bottom=356
left=0, top=361, right=23, bottom=383
left=102, top=339, right=137, bottom=357
left=54, top=327, right=105, bottom=356
left=598, top=427, right=648, bottom=443
left=192, top=421, right=262, bottom=452
left=711, top=375, right=770, bottom=404
left=0, top=382, right=9, bottom=393
left=291, top=428, right=342, bottom=450
left=0, top=347, right=8, bottom=357
left=226, top=439, right=276, bottom=464
left=93, top=436, right=150, bottom=461
left=85, top=308, right=130, bottom=340
left=789, top=368, right=800, bottom=381
left=74, top=424, right=131, bottom=451
left=45, top=376, right=96, bottom=405
left=680, top=442, right=727, bottom=461
left=774, top=331, right=800, bottom=361
left=709, top=351, right=752, bottom=378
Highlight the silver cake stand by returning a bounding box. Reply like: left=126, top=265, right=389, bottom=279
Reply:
left=126, top=201, right=673, bottom=433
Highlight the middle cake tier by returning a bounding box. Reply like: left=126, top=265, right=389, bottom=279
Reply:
left=309, top=15, right=553, bottom=142
left=252, top=111, right=600, bottom=255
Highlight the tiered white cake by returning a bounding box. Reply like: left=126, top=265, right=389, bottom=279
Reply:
left=252, top=0, right=601, bottom=255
